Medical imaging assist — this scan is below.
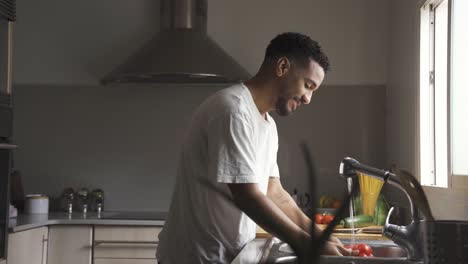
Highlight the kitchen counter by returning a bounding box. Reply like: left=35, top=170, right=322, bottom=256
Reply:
left=8, top=211, right=167, bottom=233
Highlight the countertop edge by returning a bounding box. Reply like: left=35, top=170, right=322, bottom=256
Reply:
left=8, top=212, right=166, bottom=233
left=10, top=219, right=166, bottom=233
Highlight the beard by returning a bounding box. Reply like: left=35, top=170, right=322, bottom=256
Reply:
left=275, top=96, right=292, bottom=116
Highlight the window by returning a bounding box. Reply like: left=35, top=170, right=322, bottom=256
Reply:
left=419, top=0, right=468, bottom=187
left=451, top=0, right=468, bottom=176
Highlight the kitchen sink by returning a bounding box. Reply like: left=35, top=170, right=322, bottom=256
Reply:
left=264, top=239, right=423, bottom=264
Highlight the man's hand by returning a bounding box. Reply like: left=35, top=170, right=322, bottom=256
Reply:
left=322, top=241, right=359, bottom=256
left=314, top=224, right=343, bottom=245
left=328, top=235, right=343, bottom=245
left=294, top=238, right=358, bottom=263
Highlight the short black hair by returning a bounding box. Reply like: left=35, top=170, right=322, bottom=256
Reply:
left=264, top=32, right=330, bottom=73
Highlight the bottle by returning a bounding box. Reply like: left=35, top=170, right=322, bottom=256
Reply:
left=61, top=187, right=75, bottom=214
left=76, top=188, right=89, bottom=214
left=90, top=189, right=104, bottom=213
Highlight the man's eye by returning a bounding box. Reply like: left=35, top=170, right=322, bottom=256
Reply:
left=304, top=83, right=310, bottom=89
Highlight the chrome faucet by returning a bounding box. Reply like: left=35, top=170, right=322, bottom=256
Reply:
left=339, top=157, right=425, bottom=261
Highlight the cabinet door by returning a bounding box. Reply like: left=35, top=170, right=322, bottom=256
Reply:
left=47, top=225, right=92, bottom=264
left=94, top=259, right=156, bottom=264
left=7, top=227, right=48, bottom=264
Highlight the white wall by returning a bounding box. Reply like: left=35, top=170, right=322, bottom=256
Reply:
left=13, top=84, right=386, bottom=211
left=13, top=0, right=389, bottom=86
left=387, top=0, right=468, bottom=220
left=11, top=0, right=390, bottom=211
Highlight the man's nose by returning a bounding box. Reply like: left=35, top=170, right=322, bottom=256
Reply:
left=301, top=91, right=313, bottom=105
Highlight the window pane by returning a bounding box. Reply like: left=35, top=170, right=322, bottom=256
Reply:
left=434, top=0, right=448, bottom=186
left=452, top=0, right=468, bottom=175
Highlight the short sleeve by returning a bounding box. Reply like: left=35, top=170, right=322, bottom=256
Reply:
left=208, top=112, right=258, bottom=183
left=269, top=163, right=280, bottom=178
left=269, top=123, right=280, bottom=178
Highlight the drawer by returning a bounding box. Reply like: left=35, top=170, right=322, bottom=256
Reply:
left=94, top=226, right=161, bottom=258
left=94, top=241, right=158, bottom=258
left=94, top=226, right=162, bottom=242
left=94, top=258, right=156, bottom=264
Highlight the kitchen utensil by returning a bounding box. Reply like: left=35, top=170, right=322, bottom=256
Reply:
left=301, top=142, right=360, bottom=263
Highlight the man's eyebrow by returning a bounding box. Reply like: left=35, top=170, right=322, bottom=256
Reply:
left=305, top=78, right=317, bottom=88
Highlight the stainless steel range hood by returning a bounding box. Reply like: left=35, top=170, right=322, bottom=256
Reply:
left=101, top=0, right=250, bottom=85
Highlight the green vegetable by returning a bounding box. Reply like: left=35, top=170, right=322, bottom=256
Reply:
left=373, top=194, right=390, bottom=225
left=353, top=195, right=362, bottom=215
left=352, top=193, right=389, bottom=226
left=344, top=214, right=374, bottom=228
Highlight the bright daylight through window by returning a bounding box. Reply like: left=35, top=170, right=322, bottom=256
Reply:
left=451, top=0, right=468, bottom=176
left=419, top=0, right=468, bottom=187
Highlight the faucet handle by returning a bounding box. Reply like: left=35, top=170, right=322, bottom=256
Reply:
left=383, top=207, right=400, bottom=239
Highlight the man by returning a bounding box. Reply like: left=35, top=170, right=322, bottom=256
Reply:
left=157, top=32, right=354, bottom=263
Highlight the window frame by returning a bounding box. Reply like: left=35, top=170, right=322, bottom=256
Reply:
left=418, top=0, right=468, bottom=189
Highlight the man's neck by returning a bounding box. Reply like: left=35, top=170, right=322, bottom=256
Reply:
left=244, top=76, right=277, bottom=118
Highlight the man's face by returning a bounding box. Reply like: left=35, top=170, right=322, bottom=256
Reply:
left=275, top=59, right=325, bottom=116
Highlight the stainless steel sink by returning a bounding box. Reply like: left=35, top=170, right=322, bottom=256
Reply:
left=266, top=240, right=423, bottom=264
left=372, top=246, right=407, bottom=258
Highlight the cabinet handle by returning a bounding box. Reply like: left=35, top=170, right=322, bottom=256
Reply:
left=0, top=143, right=17, bottom=150
left=94, top=240, right=158, bottom=247
left=41, top=236, right=48, bottom=264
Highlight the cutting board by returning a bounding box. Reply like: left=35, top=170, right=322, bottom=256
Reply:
left=256, top=226, right=271, bottom=238
left=256, top=225, right=386, bottom=239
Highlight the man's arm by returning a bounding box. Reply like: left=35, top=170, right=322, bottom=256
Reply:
left=266, top=178, right=316, bottom=235
left=266, top=177, right=343, bottom=245
left=227, top=183, right=309, bottom=252
left=228, top=183, right=353, bottom=256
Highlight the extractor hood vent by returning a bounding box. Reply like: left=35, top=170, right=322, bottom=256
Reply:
left=102, top=0, right=250, bottom=85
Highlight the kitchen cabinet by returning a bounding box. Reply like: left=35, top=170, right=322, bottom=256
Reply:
left=7, top=226, right=48, bottom=264
left=47, top=225, right=92, bottom=264
left=94, top=226, right=161, bottom=262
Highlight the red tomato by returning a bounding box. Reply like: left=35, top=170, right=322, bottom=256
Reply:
left=322, top=214, right=334, bottom=224
left=358, top=252, right=368, bottom=257
left=357, top=244, right=373, bottom=256
left=315, top=213, right=324, bottom=224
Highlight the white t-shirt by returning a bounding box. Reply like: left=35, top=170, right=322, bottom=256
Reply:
left=156, top=83, right=280, bottom=263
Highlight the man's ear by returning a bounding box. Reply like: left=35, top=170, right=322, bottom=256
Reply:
left=276, top=57, right=290, bottom=77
